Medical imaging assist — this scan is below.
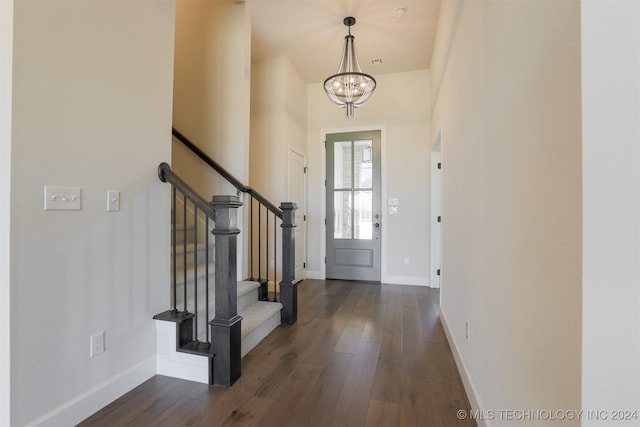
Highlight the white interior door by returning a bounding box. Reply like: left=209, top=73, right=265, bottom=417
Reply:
left=288, top=147, right=306, bottom=281
left=326, top=131, right=381, bottom=281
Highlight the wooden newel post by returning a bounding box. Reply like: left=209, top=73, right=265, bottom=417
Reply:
left=279, top=202, right=298, bottom=325
left=209, top=195, right=242, bottom=387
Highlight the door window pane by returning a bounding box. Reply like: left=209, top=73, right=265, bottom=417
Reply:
left=333, top=141, right=352, bottom=189
left=354, top=190, right=373, bottom=240
left=334, top=191, right=352, bottom=239
left=354, top=140, right=373, bottom=188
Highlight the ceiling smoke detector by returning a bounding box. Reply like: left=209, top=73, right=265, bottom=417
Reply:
left=393, top=7, right=407, bottom=18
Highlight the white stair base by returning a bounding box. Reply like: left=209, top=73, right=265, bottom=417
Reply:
left=156, top=284, right=282, bottom=384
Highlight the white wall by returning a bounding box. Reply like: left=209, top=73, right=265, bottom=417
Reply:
left=431, top=0, right=582, bottom=423
left=10, top=1, right=175, bottom=425
left=306, top=69, right=431, bottom=284
left=581, top=1, right=640, bottom=423
left=0, top=0, right=13, bottom=424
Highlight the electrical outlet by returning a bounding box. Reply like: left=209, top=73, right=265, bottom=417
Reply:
left=404, top=257, right=410, bottom=265
left=465, top=321, right=470, bottom=341
left=90, top=332, right=105, bottom=357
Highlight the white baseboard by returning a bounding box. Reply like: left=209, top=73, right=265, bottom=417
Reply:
left=28, top=356, right=156, bottom=427
left=440, top=308, right=489, bottom=427
left=382, top=274, right=430, bottom=287
left=155, top=319, right=209, bottom=384
left=305, top=270, right=324, bottom=280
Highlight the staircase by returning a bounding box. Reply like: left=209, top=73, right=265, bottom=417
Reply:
left=153, top=129, right=299, bottom=388
left=169, top=220, right=282, bottom=357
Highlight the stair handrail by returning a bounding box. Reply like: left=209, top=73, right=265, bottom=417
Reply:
left=158, top=162, right=216, bottom=219
left=172, top=127, right=282, bottom=218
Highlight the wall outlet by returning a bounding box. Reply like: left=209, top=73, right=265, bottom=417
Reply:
left=404, top=257, right=410, bottom=265
left=465, top=321, right=470, bottom=341
left=90, top=331, right=105, bottom=357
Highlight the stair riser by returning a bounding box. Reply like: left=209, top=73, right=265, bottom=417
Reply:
left=241, top=304, right=282, bottom=357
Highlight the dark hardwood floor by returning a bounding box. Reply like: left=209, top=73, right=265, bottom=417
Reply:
left=79, top=279, right=476, bottom=427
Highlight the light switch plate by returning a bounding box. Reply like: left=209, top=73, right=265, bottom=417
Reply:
left=107, top=190, right=120, bottom=211
left=44, top=186, right=81, bottom=211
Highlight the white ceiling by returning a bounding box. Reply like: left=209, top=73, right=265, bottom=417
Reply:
left=248, top=0, right=442, bottom=84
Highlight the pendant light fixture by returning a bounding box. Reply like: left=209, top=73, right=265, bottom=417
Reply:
left=323, top=17, right=376, bottom=118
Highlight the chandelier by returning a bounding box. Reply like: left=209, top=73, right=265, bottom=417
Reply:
left=323, top=17, right=377, bottom=118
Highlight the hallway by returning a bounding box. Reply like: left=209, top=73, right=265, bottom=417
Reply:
left=80, top=280, right=475, bottom=426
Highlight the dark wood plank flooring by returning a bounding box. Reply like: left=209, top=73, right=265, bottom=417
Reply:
left=79, top=280, right=476, bottom=427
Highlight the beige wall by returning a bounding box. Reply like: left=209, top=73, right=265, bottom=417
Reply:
left=250, top=56, right=307, bottom=280
left=250, top=56, right=307, bottom=203
left=431, top=0, right=582, bottom=423
left=306, top=69, right=431, bottom=284
left=172, top=0, right=251, bottom=277
left=9, top=0, right=175, bottom=424
left=173, top=0, right=251, bottom=199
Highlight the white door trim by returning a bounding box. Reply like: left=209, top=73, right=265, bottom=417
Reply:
left=287, top=144, right=307, bottom=281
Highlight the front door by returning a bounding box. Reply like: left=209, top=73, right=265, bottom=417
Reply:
left=326, top=131, right=381, bottom=281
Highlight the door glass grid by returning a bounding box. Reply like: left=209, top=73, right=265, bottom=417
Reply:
left=333, top=139, right=374, bottom=240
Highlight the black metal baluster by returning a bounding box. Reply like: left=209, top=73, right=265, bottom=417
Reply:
left=205, top=214, right=210, bottom=344
left=183, top=193, right=188, bottom=313
left=258, top=203, right=262, bottom=283
left=250, top=197, right=254, bottom=281
left=193, top=205, right=198, bottom=341
left=172, top=186, right=177, bottom=312
left=266, top=210, right=269, bottom=299
left=273, top=215, right=278, bottom=302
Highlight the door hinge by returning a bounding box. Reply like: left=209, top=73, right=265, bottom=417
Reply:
left=304, top=166, right=308, bottom=173
left=304, top=214, right=307, bottom=221
left=324, top=179, right=327, bottom=187
left=437, top=162, right=442, bottom=169
left=324, top=218, right=327, bottom=225
left=324, top=257, right=327, bottom=264
left=437, top=269, right=441, bottom=276
left=303, top=262, right=306, bottom=268
left=437, top=216, right=441, bottom=223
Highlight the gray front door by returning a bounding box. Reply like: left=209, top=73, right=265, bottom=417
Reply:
left=326, top=131, right=381, bottom=281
